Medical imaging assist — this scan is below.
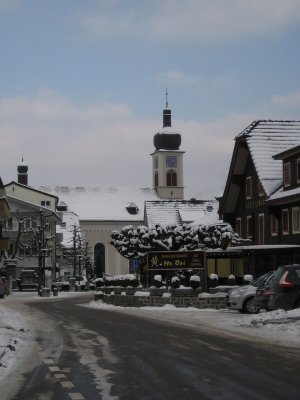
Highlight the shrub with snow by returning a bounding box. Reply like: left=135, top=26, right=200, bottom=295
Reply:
left=170, top=276, right=180, bottom=289
left=209, top=273, right=219, bottom=288
left=189, top=275, right=201, bottom=290
left=95, top=278, right=104, bottom=288
left=104, top=276, right=114, bottom=287
left=227, top=274, right=236, bottom=286
left=154, top=274, right=163, bottom=288
left=243, top=274, right=253, bottom=284
left=125, top=274, right=139, bottom=288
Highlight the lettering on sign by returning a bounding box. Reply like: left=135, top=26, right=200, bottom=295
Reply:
left=147, top=251, right=206, bottom=270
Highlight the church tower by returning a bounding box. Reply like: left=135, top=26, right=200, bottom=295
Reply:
left=17, top=157, right=29, bottom=186
left=151, top=92, right=184, bottom=199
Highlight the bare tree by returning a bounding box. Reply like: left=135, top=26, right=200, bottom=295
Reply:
left=63, top=225, right=93, bottom=282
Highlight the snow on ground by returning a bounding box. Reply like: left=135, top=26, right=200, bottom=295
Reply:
left=0, top=291, right=87, bottom=383
left=1, top=290, right=299, bottom=392
left=86, top=300, right=300, bottom=348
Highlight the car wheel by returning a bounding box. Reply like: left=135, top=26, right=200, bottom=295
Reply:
left=294, top=299, right=300, bottom=309
left=243, top=297, right=260, bottom=314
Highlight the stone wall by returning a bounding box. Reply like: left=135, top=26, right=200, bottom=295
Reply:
left=98, top=293, right=227, bottom=309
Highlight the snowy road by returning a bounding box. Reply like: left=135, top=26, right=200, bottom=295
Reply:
left=1, top=292, right=299, bottom=400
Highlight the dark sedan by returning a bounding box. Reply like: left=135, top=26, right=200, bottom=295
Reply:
left=269, top=264, right=300, bottom=311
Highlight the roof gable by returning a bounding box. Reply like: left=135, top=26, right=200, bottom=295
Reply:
left=219, top=120, right=300, bottom=216
left=237, top=120, right=300, bottom=196
left=5, top=181, right=59, bottom=201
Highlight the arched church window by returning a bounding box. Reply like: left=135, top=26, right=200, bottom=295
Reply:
left=166, top=170, right=177, bottom=187
left=94, top=243, right=105, bottom=277
left=154, top=171, right=159, bottom=187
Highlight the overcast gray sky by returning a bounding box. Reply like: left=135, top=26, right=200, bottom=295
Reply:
left=1, top=0, right=300, bottom=199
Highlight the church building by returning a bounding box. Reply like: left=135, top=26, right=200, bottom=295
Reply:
left=5, top=98, right=218, bottom=278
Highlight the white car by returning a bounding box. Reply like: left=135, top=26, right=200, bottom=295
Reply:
left=226, top=271, right=275, bottom=314
left=52, top=275, right=88, bottom=291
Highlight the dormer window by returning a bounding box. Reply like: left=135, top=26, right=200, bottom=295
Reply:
left=126, top=202, right=139, bottom=215
left=57, top=201, right=68, bottom=212
left=283, top=162, right=291, bottom=187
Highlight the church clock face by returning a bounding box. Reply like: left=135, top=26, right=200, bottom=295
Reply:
left=166, top=155, right=177, bottom=168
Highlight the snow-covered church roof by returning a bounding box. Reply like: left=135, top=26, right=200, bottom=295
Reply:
left=145, top=199, right=219, bottom=228
left=37, top=186, right=160, bottom=221
left=236, top=120, right=300, bottom=196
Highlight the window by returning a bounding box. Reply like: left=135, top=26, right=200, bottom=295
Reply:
left=166, top=170, right=177, bottom=186
left=297, top=159, right=300, bottom=184
left=154, top=157, right=158, bottom=169
left=258, top=214, right=264, bottom=245
left=292, top=207, right=300, bottom=234
left=154, top=171, right=159, bottom=187
left=258, top=180, right=264, bottom=197
left=4, top=218, right=13, bottom=229
left=282, top=209, right=289, bottom=234
left=235, top=218, right=241, bottom=237
left=283, top=163, right=291, bottom=187
left=270, top=215, right=278, bottom=236
left=246, top=177, right=252, bottom=199
left=246, top=216, right=253, bottom=239
left=24, top=218, right=31, bottom=229
left=41, top=200, right=51, bottom=207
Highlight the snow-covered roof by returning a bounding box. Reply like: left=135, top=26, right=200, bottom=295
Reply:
left=189, top=206, right=222, bottom=227
left=145, top=200, right=218, bottom=228
left=236, top=120, right=300, bottom=196
left=267, top=186, right=300, bottom=202
left=6, top=195, right=61, bottom=221
left=37, top=186, right=160, bottom=221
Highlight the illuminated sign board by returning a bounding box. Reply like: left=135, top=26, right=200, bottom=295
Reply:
left=147, top=251, right=206, bottom=271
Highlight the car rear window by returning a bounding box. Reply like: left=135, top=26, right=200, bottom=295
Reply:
left=273, top=266, right=285, bottom=282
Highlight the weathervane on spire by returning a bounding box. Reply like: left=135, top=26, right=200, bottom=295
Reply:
left=163, top=89, right=171, bottom=128
left=165, top=88, right=169, bottom=109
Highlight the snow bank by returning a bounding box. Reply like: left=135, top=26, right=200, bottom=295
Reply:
left=86, top=300, right=300, bottom=348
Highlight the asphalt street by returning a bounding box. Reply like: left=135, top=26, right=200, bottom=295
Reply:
left=10, top=293, right=300, bottom=400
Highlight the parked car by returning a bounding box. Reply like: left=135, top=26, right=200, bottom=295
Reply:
left=51, top=275, right=70, bottom=291
left=253, top=272, right=275, bottom=311
left=226, top=271, right=275, bottom=314
left=75, top=275, right=88, bottom=290
left=0, top=277, right=6, bottom=298
left=17, top=269, right=38, bottom=291
left=268, top=264, right=300, bottom=311
left=51, top=275, right=89, bottom=291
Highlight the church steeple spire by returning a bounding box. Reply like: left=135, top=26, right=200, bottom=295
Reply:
left=163, top=88, right=172, bottom=128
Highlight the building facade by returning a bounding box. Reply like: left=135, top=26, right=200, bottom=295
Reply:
left=3, top=163, right=61, bottom=278
left=218, top=120, right=300, bottom=273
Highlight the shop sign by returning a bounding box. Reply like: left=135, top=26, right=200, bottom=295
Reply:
left=147, top=251, right=206, bottom=270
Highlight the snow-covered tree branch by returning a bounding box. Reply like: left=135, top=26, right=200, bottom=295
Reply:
left=111, top=222, right=240, bottom=259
